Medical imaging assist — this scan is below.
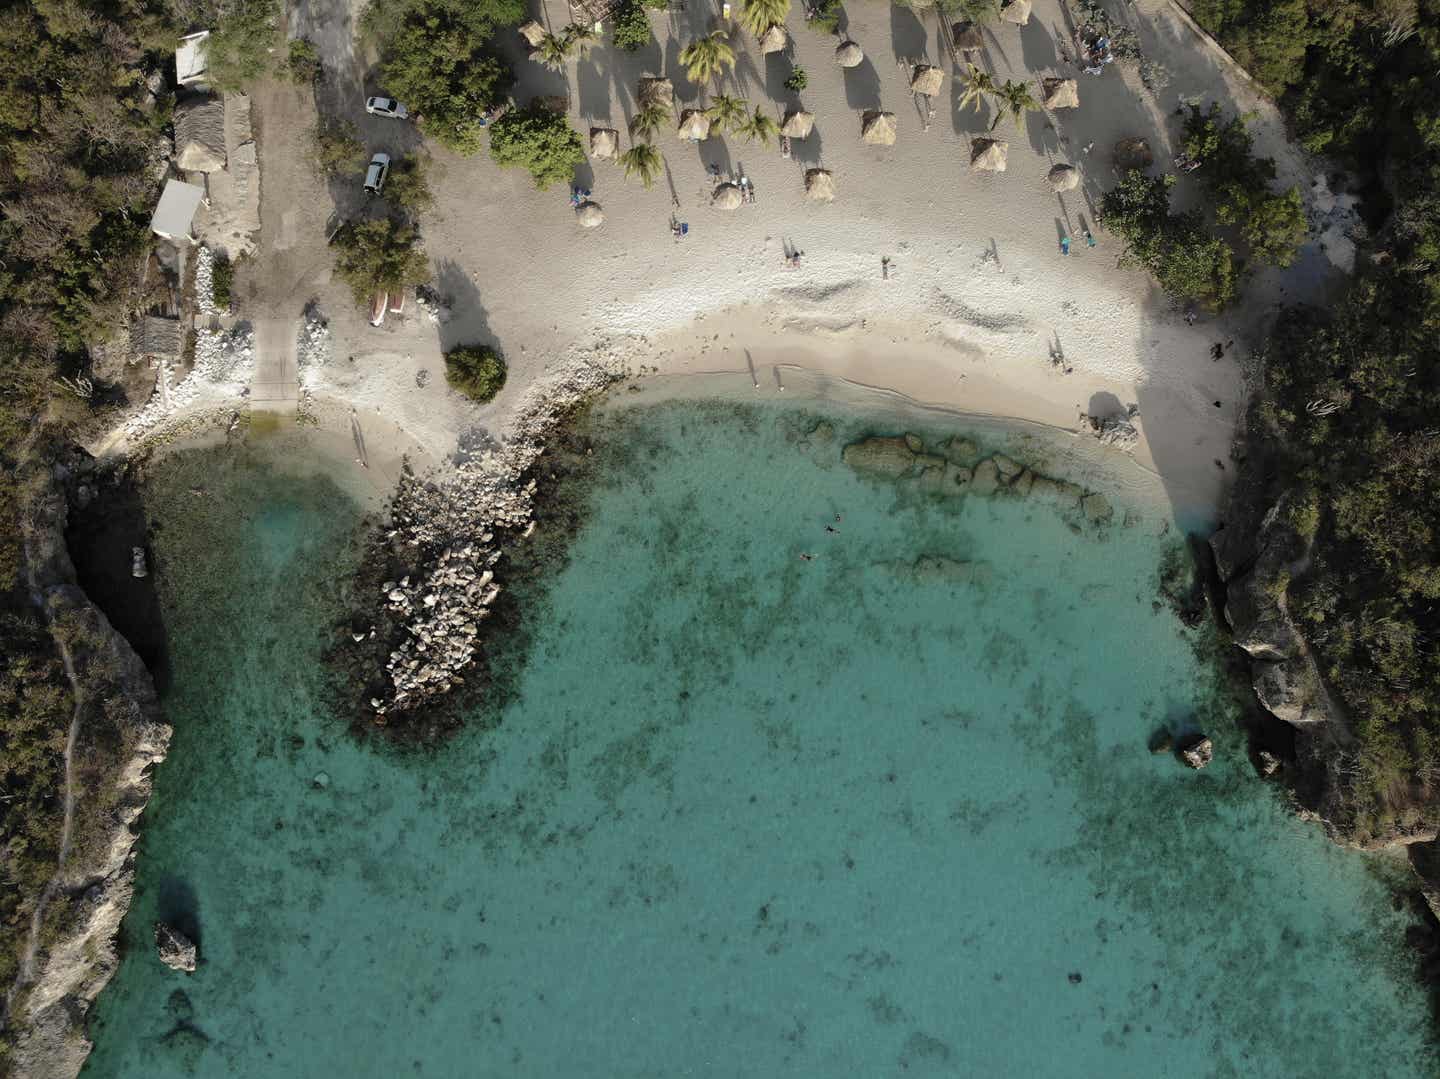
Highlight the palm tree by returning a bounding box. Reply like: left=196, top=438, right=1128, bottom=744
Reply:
left=619, top=143, right=664, bottom=188
left=535, top=31, right=570, bottom=71
left=989, top=78, right=1040, bottom=131
left=630, top=100, right=670, bottom=141
left=563, top=23, right=600, bottom=56
left=740, top=0, right=789, bottom=38
left=958, top=63, right=997, bottom=114
left=680, top=29, right=736, bottom=85
left=707, top=94, right=748, bottom=135
left=736, top=106, right=780, bottom=146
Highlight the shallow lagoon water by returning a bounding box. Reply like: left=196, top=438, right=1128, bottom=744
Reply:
left=84, top=400, right=1434, bottom=1077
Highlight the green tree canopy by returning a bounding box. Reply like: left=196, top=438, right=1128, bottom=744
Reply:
left=680, top=29, right=736, bottom=84
left=619, top=142, right=664, bottom=187
left=332, top=218, right=432, bottom=305
left=445, top=345, right=508, bottom=401
left=372, top=0, right=520, bottom=154
left=488, top=106, right=586, bottom=189
left=1101, top=172, right=1236, bottom=308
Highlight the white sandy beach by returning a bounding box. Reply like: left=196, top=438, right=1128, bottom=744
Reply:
left=101, top=0, right=1356, bottom=519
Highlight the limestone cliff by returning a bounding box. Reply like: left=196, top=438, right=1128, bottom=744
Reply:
left=4, top=465, right=170, bottom=1079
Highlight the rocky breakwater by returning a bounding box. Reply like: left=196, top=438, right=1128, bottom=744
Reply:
left=5, top=461, right=170, bottom=1079
left=839, top=431, right=1116, bottom=526
left=352, top=361, right=617, bottom=727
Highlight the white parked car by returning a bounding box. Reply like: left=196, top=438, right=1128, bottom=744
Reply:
left=365, top=96, right=408, bottom=119
left=363, top=153, right=390, bottom=195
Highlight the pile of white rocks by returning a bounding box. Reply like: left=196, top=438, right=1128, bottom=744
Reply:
left=194, top=245, right=218, bottom=315
left=367, top=358, right=619, bottom=718
left=296, top=310, right=331, bottom=375
left=414, top=287, right=452, bottom=325
left=123, top=325, right=255, bottom=438
left=1085, top=405, right=1141, bottom=451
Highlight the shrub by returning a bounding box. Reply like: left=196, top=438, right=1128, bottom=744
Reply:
left=212, top=254, right=234, bottom=310
left=332, top=218, right=432, bottom=305
left=784, top=67, right=807, bottom=93
left=444, top=345, right=507, bottom=402
left=487, top=106, right=586, bottom=189
left=1101, top=171, right=1236, bottom=308
left=808, top=0, right=843, bottom=33
left=384, top=153, right=434, bottom=214
left=612, top=0, right=652, bottom=51
left=286, top=38, right=322, bottom=83
left=206, top=0, right=280, bottom=91
left=311, top=121, right=367, bottom=176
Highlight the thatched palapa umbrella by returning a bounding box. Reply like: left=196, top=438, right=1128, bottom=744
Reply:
left=1046, top=163, right=1079, bottom=191
left=518, top=20, right=546, bottom=47
left=804, top=168, right=835, bottom=202
left=861, top=110, right=897, bottom=146
left=1000, top=0, right=1032, bottom=25
left=970, top=137, right=1008, bottom=171
left=1041, top=77, right=1079, bottom=109
left=1113, top=137, right=1153, bottom=170
left=952, top=21, right=984, bottom=52
left=677, top=109, right=712, bottom=140
left=590, top=128, right=619, bottom=161
left=576, top=201, right=604, bottom=228
left=780, top=110, right=815, bottom=139
left=759, top=24, right=789, bottom=55
left=638, top=77, right=674, bottom=109
left=713, top=183, right=743, bottom=210
left=835, top=40, right=864, bottom=67
left=910, top=65, right=944, bottom=97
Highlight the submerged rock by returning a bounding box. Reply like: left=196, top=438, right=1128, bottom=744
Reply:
left=1080, top=492, right=1113, bottom=525
left=155, top=922, right=197, bottom=973
left=1148, top=729, right=1174, bottom=754
left=970, top=458, right=1001, bottom=496
left=841, top=436, right=916, bottom=478
left=903, top=432, right=924, bottom=453
left=938, top=437, right=979, bottom=466
left=1009, top=468, right=1035, bottom=497
left=1179, top=735, right=1214, bottom=770
left=992, top=454, right=1023, bottom=483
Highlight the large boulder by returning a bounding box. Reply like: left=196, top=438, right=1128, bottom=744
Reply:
left=842, top=436, right=916, bottom=478
left=1224, top=566, right=1302, bottom=660
left=155, top=923, right=197, bottom=973
left=1252, top=658, right=1328, bottom=726
left=991, top=454, right=1023, bottom=483
left=1179, top=735, right=1214, bottom=769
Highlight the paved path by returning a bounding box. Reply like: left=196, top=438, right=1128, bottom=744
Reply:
left=250, top=317, right=300, bottom=409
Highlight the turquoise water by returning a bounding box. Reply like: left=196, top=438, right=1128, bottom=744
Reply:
left=83, top=401, right=1434, bottom=1077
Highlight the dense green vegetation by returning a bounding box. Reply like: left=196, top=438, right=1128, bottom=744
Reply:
left=384, top=153, right=434, bottom=215
left=212, top=253, right=234, bottom=310
left=1180, top=105, right=1307, bottom=268
left=362, top=0, right=520, bottom=155
left=310, top=121, right=366, bottom=177
left=807, top=0, right=844, bottom=33
left=332, top=219, right=432, bottom=305
left=444, top=345, right=508, bottom=402
left=612, top=1, right=653, bottom=51
left=1209, top=0, right=1440, bottom=836
left=0, top=0, right=178, bottom=1052
left=205, top=0, right=279, bottom=91
left=285, top=37, right=322, bottom=84
left=1101, top=172, right=1238, bottom=308
left=487, top=106, right=586, bottom=189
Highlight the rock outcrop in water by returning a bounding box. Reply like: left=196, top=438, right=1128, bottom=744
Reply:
left=5, top=463, right=171, bottom=1079
left=154, top=923, right=197, bottom=973
left=839, top=433, right=1114, bottom=525
left=356, top=361, right=618, bottom=724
